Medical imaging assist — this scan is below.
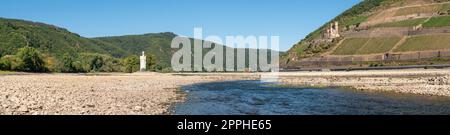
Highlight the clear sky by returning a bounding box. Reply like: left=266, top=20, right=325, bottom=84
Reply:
left=0, top=0, right=361, bottom=51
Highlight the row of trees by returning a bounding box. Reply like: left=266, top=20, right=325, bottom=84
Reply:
left=0, top=47, right=159, bottom=73
left=0, top=47, right=47, bottom=72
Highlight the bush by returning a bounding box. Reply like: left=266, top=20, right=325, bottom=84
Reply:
left=89, top=54, right=103, bottom=72
left=160, top=67, right=172, bottom=73
left=346, top=67, right=353, bottom=72
left=59, top=53, right=77, bottom=72
left=76, top=53, right=122, bottom=72
left=122, top=55, right=139, bottom=73
left=369, top=63, right=380, bottom=67
left=0, top=55, right=23, bottom=70
left=0, top=57, right=10, bottom=70
left=153, top=64, right=163, bottom=72
left=16, top=47, right=47, bottom=72
left=42, top=55, right=58, bottom=72
left=146, top=54, right=157, bottom=71
left=98, top=56, right=121, bottom=72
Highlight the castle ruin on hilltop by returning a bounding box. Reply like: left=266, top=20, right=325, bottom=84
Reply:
left=324, top=21, right=340, bottom=40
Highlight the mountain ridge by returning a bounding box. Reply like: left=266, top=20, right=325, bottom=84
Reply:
left=1, top=17, right=280, bottom=72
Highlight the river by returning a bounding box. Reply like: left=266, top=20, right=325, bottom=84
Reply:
left=173, top=80, right=450, bottom=115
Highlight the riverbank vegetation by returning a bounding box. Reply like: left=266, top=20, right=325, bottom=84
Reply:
left=0, top=46, right=158, bottom=73
left=423, top=16, right=450, bottom=27
left=394, top=34, right=450, bottom=52
left=0, top=18, right=171, bottom=72
left=374, top=18, right=427, bottom=27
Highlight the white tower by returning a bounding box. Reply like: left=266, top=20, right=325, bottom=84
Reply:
left=140, top=51, right=146, bottom=72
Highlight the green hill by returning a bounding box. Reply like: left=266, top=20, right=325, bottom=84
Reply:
left=282, top=0, right=450, bottom=68
left=1, top=17, right=279, bottom=72
left=0, top=18, right=130, bottom=58
left=96, top=33, right=280, bottom=71
left=94, top=32, right=179, bottom=68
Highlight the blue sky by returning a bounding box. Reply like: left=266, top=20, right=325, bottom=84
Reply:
left=0, top=0, right=361, bottom=51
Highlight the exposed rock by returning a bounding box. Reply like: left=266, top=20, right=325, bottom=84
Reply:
left=133, top=106, right=143, bottom=111
left=31, top=111, right=39, bottom=115
left=18, top=106, right=29, bottom=112
left=427, top=76, right=449, bottom=85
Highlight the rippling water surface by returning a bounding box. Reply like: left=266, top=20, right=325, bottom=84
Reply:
left=173, top=80, right=450, bottom=115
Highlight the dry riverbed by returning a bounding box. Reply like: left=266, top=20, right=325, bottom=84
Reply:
left=0, top=72, right=253, bottom=115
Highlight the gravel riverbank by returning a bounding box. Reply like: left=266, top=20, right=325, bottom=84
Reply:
left=0, top=73, right=249, bottom=115
left=277, top=69, right=450, bottom=96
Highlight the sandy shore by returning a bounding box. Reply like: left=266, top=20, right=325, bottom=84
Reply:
left=162, top=69, right=450, bottom=96
left=276, top=69, right=450, bottom=96
left=0, top=72, right=251, bottom=115
left=1, top=69, right=450, bottom=115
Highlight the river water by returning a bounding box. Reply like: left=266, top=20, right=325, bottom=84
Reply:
left=173, top=80, right=450, bottom=115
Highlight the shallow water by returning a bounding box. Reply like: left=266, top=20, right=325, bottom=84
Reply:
left=173, top=80, right=450, bottom=115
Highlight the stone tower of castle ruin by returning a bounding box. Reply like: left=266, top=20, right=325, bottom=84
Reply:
left=324, top=21, right=340, bottom=39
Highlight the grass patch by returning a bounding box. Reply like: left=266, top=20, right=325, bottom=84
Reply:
left=332, top=37, right=400, bottom=55
left=423, top=16, right=450, bottom=27
left=394, top=34, right=450, bottom=52
left=342, top=15, right=369, bottom=27
left=441, top=3, right=450, bottom=11
left=356, top=37, right=401, bottom=54
left=0, top=70, right=15, bottom=75
left=374, top=18, right=427, bottom=27
left=332, top=38, right=369, bottom=55
left=394, top=4, right=442, bottom=16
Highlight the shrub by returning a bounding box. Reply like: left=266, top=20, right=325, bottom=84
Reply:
left=15, top=47, right=47, bottom=72
left=43, top=55, right=58, bottom=72
left=346, top=67, right=353, bottom=72
left=160, top=67, right=173, bottom=73
left=153, top=64, right=163, bottom=72
left=59, top=53, right=77, bottom=72
left=76, top=53, right=122, bottom=72
left=122, top=55, right=139, bottom=73
left=146, top=54, right=157, bottom=71
left=0, top=55, right=22, bottom=70
left=98, top=56, right=121, bottom=72
left=0, top=57, right=10, bottom=70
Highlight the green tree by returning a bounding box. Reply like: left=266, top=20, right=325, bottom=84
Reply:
left=77, top=53, right=104, bottom=72
left=72, top=60, right=84, bottom=72
left=0, top=57, right=10, bottom=70
left=146, top=54, right=157, bottom=71
left=16, top=47, right=47, bottom=72
left=122, top=55, right=139, bottom=73
left=75, top=53, right=123, bottom=73
left=0, top=55, right=23, bottom=70
left=60, top=53, right=76, bottom=72
left=98, top=55, right=121, bottom=72
left=90, top=54, right=104, bottom=72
